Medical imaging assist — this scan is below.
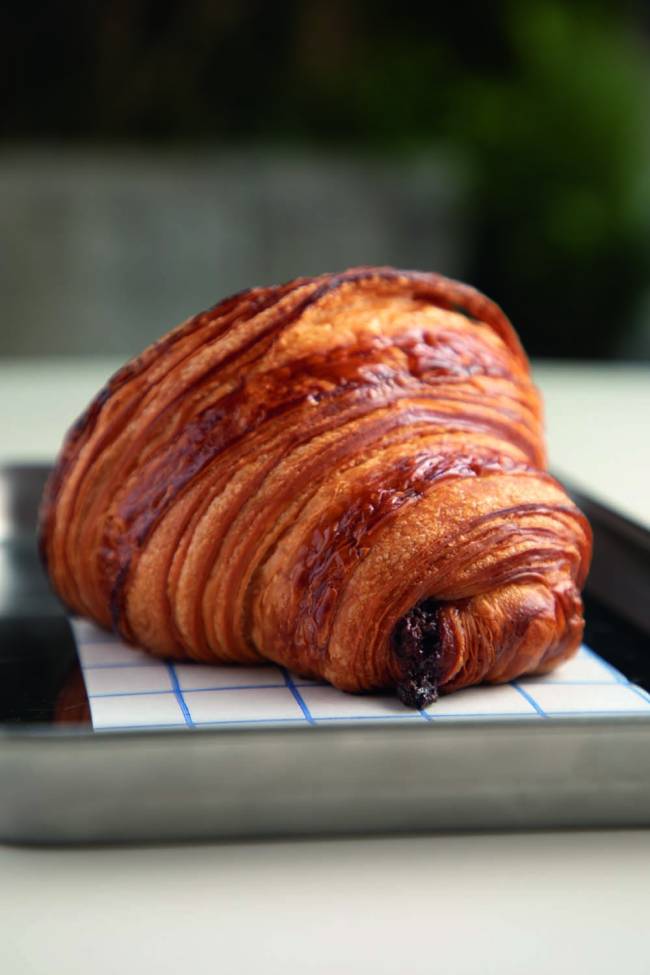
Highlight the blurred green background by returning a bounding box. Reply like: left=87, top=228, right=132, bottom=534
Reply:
left=2, top=0, right=649, bottom=358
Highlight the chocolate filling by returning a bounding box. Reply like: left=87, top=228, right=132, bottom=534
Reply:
left=391, top=599, right=442, bottom=709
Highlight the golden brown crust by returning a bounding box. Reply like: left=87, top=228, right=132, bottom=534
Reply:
left=39, top=266, right=592, bottom=705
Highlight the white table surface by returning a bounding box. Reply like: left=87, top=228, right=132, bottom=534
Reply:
left=1, top=357, right=649, bottom=974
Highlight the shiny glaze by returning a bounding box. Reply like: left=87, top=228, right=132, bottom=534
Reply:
left=105, top=329, right=539, bottom=628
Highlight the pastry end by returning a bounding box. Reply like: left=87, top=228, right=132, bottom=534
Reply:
left=392, top=599, right=442, bottom=709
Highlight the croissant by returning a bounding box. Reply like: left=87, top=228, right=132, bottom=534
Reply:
left=40, top=267, right=592, bottom=708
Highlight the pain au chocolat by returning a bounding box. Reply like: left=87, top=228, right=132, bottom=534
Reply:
left=40, top=267, right=592, bottom=708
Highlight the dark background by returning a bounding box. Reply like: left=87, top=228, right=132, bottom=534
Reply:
left=2, top=0, right=650, bottom=358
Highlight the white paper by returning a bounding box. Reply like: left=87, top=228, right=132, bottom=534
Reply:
left=70, top=618, right=650, bottom=732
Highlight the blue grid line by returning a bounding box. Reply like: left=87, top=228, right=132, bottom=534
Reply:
left=519, top=679, right=626, bottom=686
left=95, top=718, right=310, bottom=731
left=82, top=661, right=161, bottom=670
left=581, top=646, right=628, bottom=684
left=166, top=663, right=195, bottom=728
left=314, top=713, right=435, bottom=723
left=185, top=717, right=312, bottom=727
left=96, top=723, right=189, bottom=733
left=541, top=708, right=650, bottom=717
left=182, top=681, right=284, bottom=692
left=88, top=681, right=304, bottom=699
left=88, top=682, right=287, bottom=698
left=512, top=683, right=548, bottom=718
left=281, top=668, right=316, bottom=725
left=87, top=691, right=549, bottom=723
left=94, top=712, right=550, bottom=731
left=196, top=711, right=540, bottom=727
left=422, top=712, right=542, bottom=721
left=89, top=690, right=176, bottom=699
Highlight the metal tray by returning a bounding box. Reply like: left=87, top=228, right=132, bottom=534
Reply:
left=1, top=465, right=649, bottom=844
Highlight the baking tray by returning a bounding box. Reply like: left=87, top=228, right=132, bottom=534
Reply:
left=1, top=464, right=649, bottom=844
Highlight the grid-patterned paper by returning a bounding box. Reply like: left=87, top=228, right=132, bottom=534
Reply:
left=71, top=618, right=650, bottom=732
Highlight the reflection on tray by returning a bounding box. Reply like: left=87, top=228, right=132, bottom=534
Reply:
left=55, top=665, right=91, bottom=724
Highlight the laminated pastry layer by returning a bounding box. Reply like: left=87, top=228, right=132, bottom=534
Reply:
left=40, top=267, right=592, bottom=705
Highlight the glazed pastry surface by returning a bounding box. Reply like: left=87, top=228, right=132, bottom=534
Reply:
left=40, top=267, right=592, bottom=707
